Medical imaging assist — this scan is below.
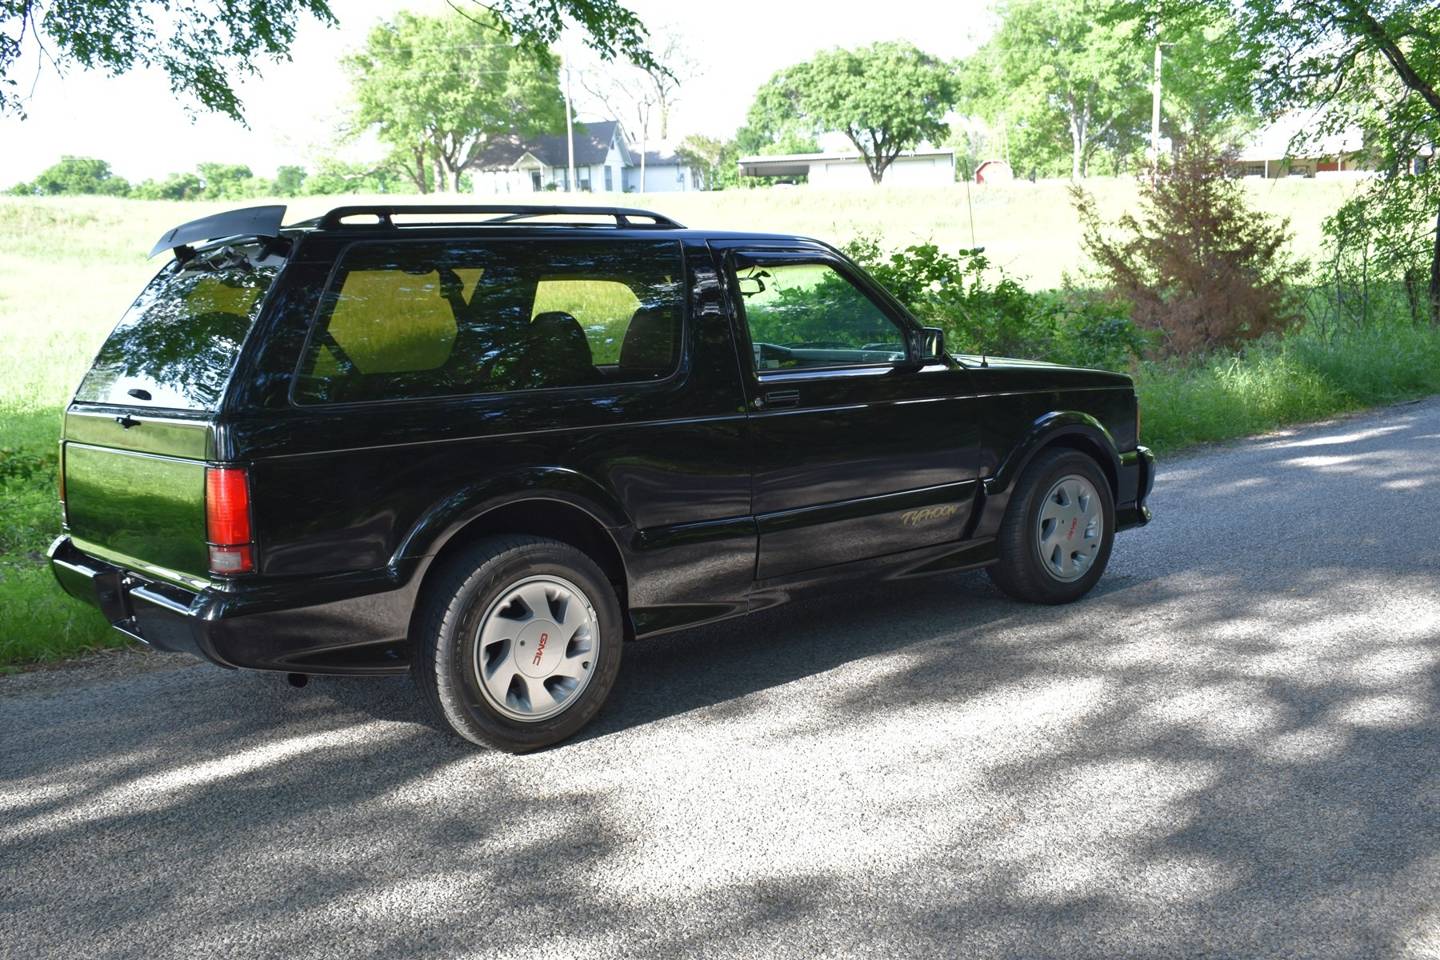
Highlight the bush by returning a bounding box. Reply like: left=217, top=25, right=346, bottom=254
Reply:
left=1072, top=140, right=1306, bottom=356
left=842, top=236, right=1146, bottom=369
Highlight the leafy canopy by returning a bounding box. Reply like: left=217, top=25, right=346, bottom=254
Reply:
left=1143, top=0, right=1440, bottom=322
left=969, top=0, right=1252, bottom=179
left=345, top=9, right=565, bottom=194
left=9, top=154, right=129, bottom=195
left=1, top=0, right=653, bottom=121
left=746, top=42, right=957, bottom=184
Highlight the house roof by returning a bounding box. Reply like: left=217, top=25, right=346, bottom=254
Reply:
left=1237, top=112, right=1364, bottom=162
left=476, top=120, right=626, bottom=170
left=737, top=147, right=955, bottom=178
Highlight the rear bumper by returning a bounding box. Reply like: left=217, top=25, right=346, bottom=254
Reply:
left=48, top=536, right=415, bottom=675
left=1115, top=445, right=1156, bottom=531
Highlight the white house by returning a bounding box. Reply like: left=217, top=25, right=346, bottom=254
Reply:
left=471, top=120, right=703, bottom=195
left=736, top=148, right=956, bottom=187
left=1235, top=114, right=1372, bottom=179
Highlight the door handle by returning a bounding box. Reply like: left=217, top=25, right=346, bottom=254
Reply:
left=762, top=388, right=800, bottom=409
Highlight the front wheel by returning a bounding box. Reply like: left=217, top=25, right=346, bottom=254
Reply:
left=988, top=448, right=1115, bottom=604
left=413, top=535, right=623, bottom=752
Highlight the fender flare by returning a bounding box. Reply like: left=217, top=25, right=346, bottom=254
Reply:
left=986, top=411, right=1122, bottom=499
left=393, top=466, right=631, bottom=566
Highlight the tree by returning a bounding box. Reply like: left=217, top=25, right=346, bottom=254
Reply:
left=301, top=159, right=403, bottom=196
left=274, top=165, right=307, bottom=196
left=132, top=171, right=203, bottom=200
left=676, top=134, right=741, bottom=190
left=747, top=42, right=957, bottom=184
left=1144, top=0, right=1440, bottom=323
left=346, top=10, right=565, bottom=194
left=1073, top=140, right=1304, bottom=354
left=2, top=0, right=654, bottom=121
left=971, top=0, right=1150, bottom=180
left=15, top=155, right=129, bottom=195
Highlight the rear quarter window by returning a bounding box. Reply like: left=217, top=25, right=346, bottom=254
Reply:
left=76, top=247, right=278, bottom=411
left=293, top=239, right=683, bottom=405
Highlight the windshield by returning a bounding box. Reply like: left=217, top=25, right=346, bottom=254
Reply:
left=75, top=244, right=280, bottom=411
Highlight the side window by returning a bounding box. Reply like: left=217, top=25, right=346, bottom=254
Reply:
left=531, top=279, right=640, bottom=364
left=736, top=261, right=907, bottom=370
left=293, top=240, right=683, bottom=404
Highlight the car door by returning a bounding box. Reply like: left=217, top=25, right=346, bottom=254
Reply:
left=717, top=242, right=981, bottom=580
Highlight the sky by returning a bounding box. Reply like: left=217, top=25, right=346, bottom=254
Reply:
left=0, top=0, right=996, bottom=187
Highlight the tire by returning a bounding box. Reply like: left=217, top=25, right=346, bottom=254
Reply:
left=987, top=448, right=1115, bottom=604
left=412, top=535, right=623, bottom=752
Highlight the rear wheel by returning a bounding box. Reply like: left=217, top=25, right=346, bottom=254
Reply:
left=988, top=448, right=1114, bottom=604
left=413, top=535, right=623, bottom=752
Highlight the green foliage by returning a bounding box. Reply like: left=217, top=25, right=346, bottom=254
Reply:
left=0, top=0, right=334, bottom=120
left=2, top=0, right=656, bottom=123
left=968, top=0, right=1254, bottom=180
left=301, top=159, right=403, bottom=195
left=347, top=9, right=565, bottom=194
left=1073, top=140, right=1305, bottom=355
left=274, top=165, right=307, bottom=196
left=1152, top=1, right=1440, bottom=322
left=1135, top=322, right=1440, bottom=451
left=675, top=135, right=743, bottom=190
left=744, top=42, right=957, bottom=183
left=967, top=0, right=1149, bottom=180
left=0, top=408, right=119, bottom=665
left=131, top=172, right=204, bottom=200
left=13, top=155, right=130, bottom=196
left=843, top=236, right=1146, bottom=370
left=1323, top=171, right=1440, bottom=325
left=195, top=162, right=267, bottom=199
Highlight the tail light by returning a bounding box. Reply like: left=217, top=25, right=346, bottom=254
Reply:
left=205, top=466, right=254, bottom=575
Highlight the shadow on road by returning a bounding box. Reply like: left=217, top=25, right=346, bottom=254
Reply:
left=3, top=400, right=1438, bottom=959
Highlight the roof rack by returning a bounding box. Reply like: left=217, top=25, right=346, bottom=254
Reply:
left=316, top=204, right=685, bottom=231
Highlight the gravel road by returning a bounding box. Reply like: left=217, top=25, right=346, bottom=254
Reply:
left=4, top=399, right=1439, bottom=960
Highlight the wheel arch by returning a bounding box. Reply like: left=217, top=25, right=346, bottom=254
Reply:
left=975, top=412, right=1122, bottom=538
left=398, top=472, right=633, bottom=641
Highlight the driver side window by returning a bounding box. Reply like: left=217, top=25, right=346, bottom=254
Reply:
left=737, top=261, right=906, bottom=370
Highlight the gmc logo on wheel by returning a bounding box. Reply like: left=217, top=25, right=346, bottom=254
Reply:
left=532, top=632, right=548, bottom=666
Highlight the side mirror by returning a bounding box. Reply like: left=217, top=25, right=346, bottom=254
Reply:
left=921, top=326, right=945, bottom=362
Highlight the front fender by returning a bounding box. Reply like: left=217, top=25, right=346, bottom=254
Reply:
left=392, top=465, right=630, bottom=564
left=974, top=412, right=1123, bottom=538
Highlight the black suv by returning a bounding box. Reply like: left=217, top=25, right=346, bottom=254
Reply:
left=50, top=204, right=1154, bottom=751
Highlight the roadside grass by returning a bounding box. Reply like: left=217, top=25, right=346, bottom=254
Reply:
left=0, top=407, right=119, bottom=665
left=0, top=185, right=1431, bottom=667
left=1134, top=323, right=1440, bottom=450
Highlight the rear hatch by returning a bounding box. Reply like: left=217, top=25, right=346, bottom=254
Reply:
left=62, top=242, right=280, bottom=588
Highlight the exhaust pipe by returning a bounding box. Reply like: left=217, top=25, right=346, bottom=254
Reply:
left=285, top=673, right=310, bottom=689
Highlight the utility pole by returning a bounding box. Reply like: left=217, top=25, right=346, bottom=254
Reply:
left=564, top=62, right=576, bottom=193
left=1150, top=41, right=1171, bottom=180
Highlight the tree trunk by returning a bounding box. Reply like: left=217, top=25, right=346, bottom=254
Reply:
left=1430, top=202, right=1440, bottom=326
left=1070, top=124, right=1083, bottom=182
left=410, top=146, right=429, bottom=194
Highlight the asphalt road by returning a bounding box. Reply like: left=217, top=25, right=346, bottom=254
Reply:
left=4, top=399, right=1440, bottom=960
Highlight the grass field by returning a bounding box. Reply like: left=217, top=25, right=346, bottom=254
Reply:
left=0, top=177, right=1429, bottom=666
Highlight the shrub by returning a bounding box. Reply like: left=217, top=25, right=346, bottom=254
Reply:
left=842, top=236, right=1146, bottom=369
left=1072, top=140, right=1306, bottom=356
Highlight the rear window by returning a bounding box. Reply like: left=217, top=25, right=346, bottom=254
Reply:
left=76, top=244, right=279, bottom=411
left=293, top=239, right=683, bottom=405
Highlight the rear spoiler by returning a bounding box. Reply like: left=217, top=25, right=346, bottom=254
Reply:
left=149, top=205, right=287, bottom=258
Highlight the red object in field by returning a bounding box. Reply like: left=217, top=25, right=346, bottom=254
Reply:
left=206, top=466, right=254, bottom=574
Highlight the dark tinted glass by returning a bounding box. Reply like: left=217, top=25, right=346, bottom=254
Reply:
left=294, top=239, right=684, bottom=404
left=76, top=244, right=278, bottom=410
left=738, top=262, right=905, bottom=370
